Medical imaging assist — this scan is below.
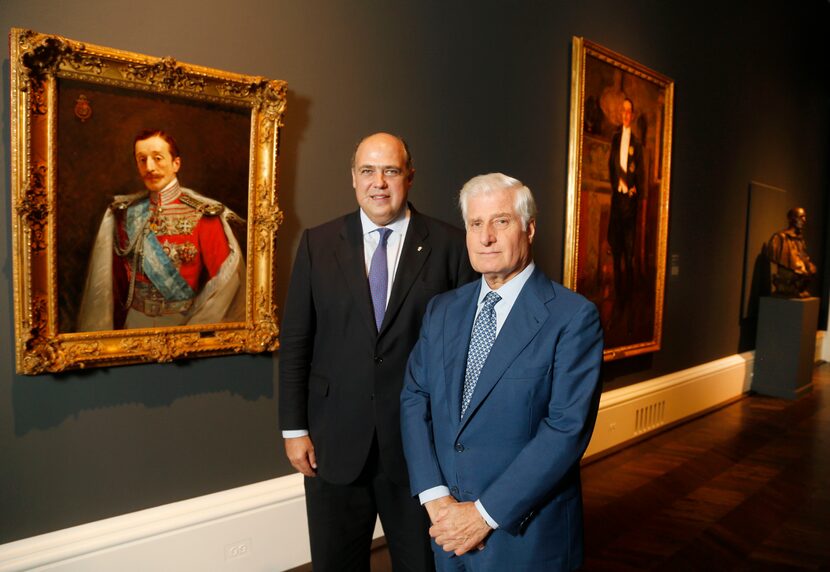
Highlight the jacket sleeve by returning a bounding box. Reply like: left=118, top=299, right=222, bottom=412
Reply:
left=479, top=300, right=603, bottom=533
left=278, top=230, right=316, bottom=431
left=400, top=298, right=448, bottom=497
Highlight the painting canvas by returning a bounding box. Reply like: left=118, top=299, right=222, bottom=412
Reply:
left=10, top=28, right=287, bottom=373
left=564, top=37, right=674, bottom=361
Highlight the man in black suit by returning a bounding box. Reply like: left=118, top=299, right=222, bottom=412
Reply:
left=607, top=97, right=645, bottom=301
left=279, top=132, right=476, bottom=571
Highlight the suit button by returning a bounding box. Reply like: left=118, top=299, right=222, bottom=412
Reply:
left=370, top=393, right=375, bottom=400
left=450, top=486, right=459, bottom=495
left=454, top=443, right=464, bottom=452
left=373, top=356, right=383, bottom=364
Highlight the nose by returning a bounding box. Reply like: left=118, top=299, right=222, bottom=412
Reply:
left=372, top=171, right=387, bottom=188
left=145, top=157, right=158, bottom=172
left=479, top=222, right=496, bottom=246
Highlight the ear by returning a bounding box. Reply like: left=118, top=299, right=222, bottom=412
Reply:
left=406, top=167, right=415, bottom=186
left=172, top=156, right=181, bottom=174
left=526, top=219, right=536, bottom=244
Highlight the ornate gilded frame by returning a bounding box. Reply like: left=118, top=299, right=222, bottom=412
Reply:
left=564, top=37, right=673, bottom=361
left=10, top=28, right=287, bottom=374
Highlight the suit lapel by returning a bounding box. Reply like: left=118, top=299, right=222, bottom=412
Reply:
left=457, top=269, right=555, bottom=436
left=379, top=210, right=430, bottom=336
left=335, top=212, right=377, bottom=338
left=443, top=283, right=479, bottom=427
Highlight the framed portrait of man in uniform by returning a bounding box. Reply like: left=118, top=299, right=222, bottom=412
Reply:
left=564, top=37, right=674, bottom=361
left=9, top=28, right=287, bottom=374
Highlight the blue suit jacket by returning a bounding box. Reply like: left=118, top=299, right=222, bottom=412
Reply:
left=401, top=267, right=603, bottom=571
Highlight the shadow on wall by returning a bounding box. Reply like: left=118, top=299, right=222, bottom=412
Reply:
left=738, top=182, right=791, bottom=353
left=9, top=353, right=275, bottom=436
left=601, top=352, right=655, bottom=391
left=274, top=89, right=310, bottom=313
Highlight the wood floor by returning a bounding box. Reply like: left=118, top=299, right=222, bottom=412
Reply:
left=307, top=363, right=830, bottom=571
left=581, top=362, right=830, bottom=570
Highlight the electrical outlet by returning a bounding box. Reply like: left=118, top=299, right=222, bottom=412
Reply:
left=225, top=538, right=251, bottom=561
left=670, top=253, right=680, bottom=277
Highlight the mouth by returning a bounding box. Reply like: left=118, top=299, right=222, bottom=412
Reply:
left=369, top=194, right=390, bottom=201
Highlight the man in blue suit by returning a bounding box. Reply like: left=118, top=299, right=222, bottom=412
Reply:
left=401, top=173, right=603, bottom=570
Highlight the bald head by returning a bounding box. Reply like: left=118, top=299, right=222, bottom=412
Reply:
left=351, top=132, right=415, bottom=226
left=787, top=207, right=807, bottom=232
left=351, top=133, right=413, bottom=172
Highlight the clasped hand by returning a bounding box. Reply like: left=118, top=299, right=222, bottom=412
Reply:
left=425, top=497, right=491, bottom=556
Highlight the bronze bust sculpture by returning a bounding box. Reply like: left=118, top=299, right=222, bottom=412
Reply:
left=766, top=207, right=816, bottom=298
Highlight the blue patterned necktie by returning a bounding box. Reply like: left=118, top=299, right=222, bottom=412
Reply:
left=368, top=227, right=393, bottom=331
left=461, top=291, right=501, bottom=418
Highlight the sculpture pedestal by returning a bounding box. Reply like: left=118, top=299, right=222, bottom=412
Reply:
left=753, top=296, right=819, bottom=399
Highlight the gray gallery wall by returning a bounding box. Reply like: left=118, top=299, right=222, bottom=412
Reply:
left=1, top=0, right=828, bottom=544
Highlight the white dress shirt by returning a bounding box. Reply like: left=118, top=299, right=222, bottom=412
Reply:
left=618, top=126, right=631, bottom=193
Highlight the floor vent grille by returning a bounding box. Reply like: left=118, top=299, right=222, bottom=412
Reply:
left=634, top=400, right=666, bottom=435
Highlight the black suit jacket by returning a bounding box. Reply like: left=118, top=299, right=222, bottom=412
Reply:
left=279, top=206, right=476, bottom=486
left=608, top=129, right=645, bottom=247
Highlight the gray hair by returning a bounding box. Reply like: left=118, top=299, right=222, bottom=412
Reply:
left=458, top=173, right=537, bottom=229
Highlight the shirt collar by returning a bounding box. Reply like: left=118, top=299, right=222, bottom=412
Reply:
left=477, top=261, right=536, bottom=305
left=359, top=205, right=410, bottom=236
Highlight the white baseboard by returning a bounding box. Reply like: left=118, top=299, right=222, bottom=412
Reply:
left=0, top=473, right=383, bottom=572
left=585, top=331, right=826, bottom=460
left=584, top=352, right=754, bottom=459
left=0, top=475, right=310, bottom=571
left=2, top=340, right=825, bottom=571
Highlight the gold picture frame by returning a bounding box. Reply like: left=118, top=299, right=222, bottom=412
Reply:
left=564, top=37, right=673, bottom=361
left=10, top=28, right=287, bottom=374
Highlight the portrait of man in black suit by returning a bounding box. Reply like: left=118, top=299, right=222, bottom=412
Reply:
left=279, top=132, right=477, bottom=571
left=567, top=40, right=674, bottom=358
left=607, top=97, right=645, bottom=306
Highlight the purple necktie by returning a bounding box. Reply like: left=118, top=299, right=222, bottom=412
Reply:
left=368, top=228, right=392, bottom=331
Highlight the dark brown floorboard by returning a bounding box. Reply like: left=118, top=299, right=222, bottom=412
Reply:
left=581, top=362, right=830, bottom=571
left=292, top=363, right=830, bottom=571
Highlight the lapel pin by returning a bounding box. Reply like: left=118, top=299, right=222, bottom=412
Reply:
left=417, top=246, right=423, bottom=252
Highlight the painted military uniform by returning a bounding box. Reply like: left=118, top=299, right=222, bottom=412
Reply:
left=78, top=179, right=245, bottom=331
